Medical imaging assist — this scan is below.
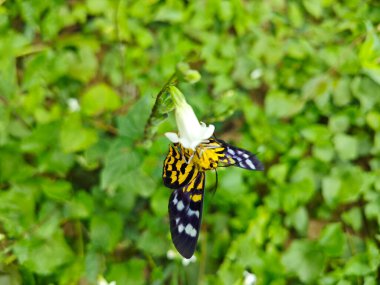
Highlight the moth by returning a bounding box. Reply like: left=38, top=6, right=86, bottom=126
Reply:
left=163, top=137, right=264, bottom=258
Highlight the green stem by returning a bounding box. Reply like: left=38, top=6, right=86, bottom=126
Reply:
left=141, top=73, right=177, bottom=144
left=198, top=227, right=207, bottom=284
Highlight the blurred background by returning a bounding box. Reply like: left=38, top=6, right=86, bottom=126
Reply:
left=0, top=0, right=380, bottom=284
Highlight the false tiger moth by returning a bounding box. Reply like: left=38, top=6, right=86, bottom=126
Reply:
left=163, top=137, right=264, bottom=258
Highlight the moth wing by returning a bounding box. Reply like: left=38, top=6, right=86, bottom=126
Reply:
left=215, top=138, right=264, bottom=171
left=168, top=172, right=205, bottom=259
left=163, top=144, right=199, bottom=189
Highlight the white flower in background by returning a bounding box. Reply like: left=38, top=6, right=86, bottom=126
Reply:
left=165, top=86, right=214, bottom=150
left=182, top=255, right=196, bottom=266
left=67, top=98, right=80, bottom=112
left=167, top=249, right=196, bottom=266
left=166, top=249, right=177, bottom=260
left=243, top=271, right=257, bottom=285
left=97, top=276, right=116, bottom=285
left=250, top=68, right=262, bottom=80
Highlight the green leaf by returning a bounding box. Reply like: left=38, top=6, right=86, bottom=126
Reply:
left=342, top=207, right=362, bottom=231
left=282, top=179, right=315, bottom=212
left=301, top=124, right=331, bottom=144
left=302, top=0, right=322, bottom=19
left=268, top=163, right=288, bottom=184
left=329, top=115, right=350, bottom=134
left=282, top=240, right=325, bottom=283
left=302, top=75, right=331, bottom=102
left=67, top=47, right=98, bottom=83
left=364, top=277, right=377, bottom=285
left=41, top=179, right=72, bottom=201
left=81, top=83, right=121, bottom=116
left=333, top=133, right=358, bottom=160
left=100, top=140, right=142, bottom=191
left=136, top=228, right=168, bottom=257
left=150, top=186, right=169, bottom=217
left=322, top=166, right=364, bottom=208
left=322, top=176, right=341, bottom=207
left=313, top=142, right=334, bottom=162
left=286, top=207, right=308, bottom=235
left=0, top=186, right=36, bottom=236
left=351, top=76, right=380, bottom=112
left=38, top=149, right=75, bottom=175
left=64, top=191, right=94, bottom=219
left=86, top=0, right=111, bottom=14
left=366, top=240, right=380, bottom=271
left=107, top=259, right=146, bottom=285
left=117, top=95, right=152, bottom=143
left=20, top=122, right=60, bottom=154
left=332, top=77, right=351, bottom=106
left=13, top=232, right=73, bottom=275
left=0, top=147, right=35, bottom=183
left=366, top=111, right=380, bottom=131
left=372, top=132, right=380, bottom=155
left=344, top=254, right=372, bottom=276
left=155, top=5, right=184, bottom=23
left=85, top=250, right=105, bottom=283
left=60, top=113, right=98, bottom=153
left=90, top=212, right=123, bottom=252
left=34, top=202, right=62, bottom=239
left=265, top=91, right=305, bottom=119
left=318, top=223, right=346, bottom=257
left=364, top=191, right=380, bottom=224
left=288, top=2, right=303, bottom=28
left=359, top=22, right=380, bottom=85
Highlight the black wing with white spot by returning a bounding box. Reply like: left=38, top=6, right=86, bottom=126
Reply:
left=216, top=138, right=264, bottom=171
left=168, top=171, right=205, bottom=259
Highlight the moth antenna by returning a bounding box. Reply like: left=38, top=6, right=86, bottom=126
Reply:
left=185, top=151, right=195, bottom=164
left=209, top=169, right=218, bottom=197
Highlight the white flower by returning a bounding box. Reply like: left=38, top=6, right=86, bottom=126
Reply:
left=67, top=98, right=80, bottom=112
left=165, top=86, right=214, bottom=150
left=243, top=271, right=257, bottom=285
left=167, top=249, right=196, bottom=265
left=250, top=68, right=262, bottom=80
left=166, top=249, right=177, bottom=260
left=97, top=276, right=116, bottom=285
left=182, top=255, right=196, bottom=266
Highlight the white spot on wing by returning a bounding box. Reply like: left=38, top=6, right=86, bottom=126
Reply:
left=177, top=200, right=185, bottom=211
left=176, top=218, right=180, bottom=225
left=178, top=224, right=184, bottom=233
left=187, top=208, right=200, bottom=218
left=227, top=148, right=235, bottom=155
left=173, top=194, right=178, bottom=205
left=185, top=224, right=197, bottom=237
left=245, top=159, right=256, bottom=169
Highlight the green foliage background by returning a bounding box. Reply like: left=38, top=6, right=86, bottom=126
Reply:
left=1, top=0, right=380, bottom=284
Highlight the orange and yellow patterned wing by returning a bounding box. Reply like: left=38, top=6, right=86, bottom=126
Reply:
left=163, top=144, right=199, bottom=189
left=209, top=138, right=264, bottom=171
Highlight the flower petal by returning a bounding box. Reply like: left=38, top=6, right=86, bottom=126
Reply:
left=165, top=132, right=179, bottom=143
left=178, top=137, right=194, bottom=149
left=199, top=122, right=215, bottom=140
left=166, top=86, right=215, bottom=150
